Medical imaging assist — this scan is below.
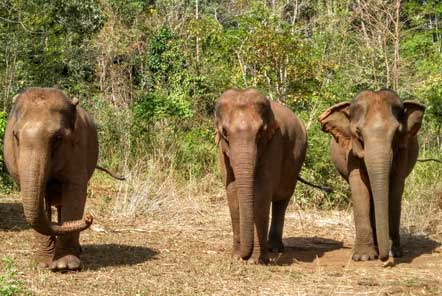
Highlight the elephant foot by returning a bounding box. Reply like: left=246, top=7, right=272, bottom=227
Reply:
left=352, top=244, right=378, bottom=261
left=268, top=239, right=285, bottom=253
left=232, top=250, right=241, bottom=261
left=232, top=241, right=241, bottom=260
left=242, top=253, right=269, bottom=265
left=33, top=234, right=56, bottom=269
left=34, top=254, right=53, bottom=269
left=50, top=255, right=82, bottom=272
left=390, top=245, right=403, bottom=258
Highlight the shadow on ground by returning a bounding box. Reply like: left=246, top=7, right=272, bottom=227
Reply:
left=82, top=244, right=158, bottom=271
left=393, top=232, right=441, bottom=265
left=272, top=236, right=346, bottom=265
left=0, top=201, right=29, bottom=231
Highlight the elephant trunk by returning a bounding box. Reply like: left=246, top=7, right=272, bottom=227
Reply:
left=364, top=141, right=392, bottom=262
left=19, top=149, right=92, bottom=236
left=231, top=144, right=257, bottom=260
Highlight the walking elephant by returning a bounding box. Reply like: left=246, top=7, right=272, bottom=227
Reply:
left=318, top=89, right=425, bottom=262
left=215, top=88, right=307, bottom=264
left=4, top=87, right=98, bottom=271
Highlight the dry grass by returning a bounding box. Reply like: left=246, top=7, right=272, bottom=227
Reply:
left=1, top=164, right=442, bottom=295
left=111, top=157, right=223, bottom=221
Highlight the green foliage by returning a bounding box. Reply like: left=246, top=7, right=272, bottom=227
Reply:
left=143, top=26, right=187, bottom=88
left=134, top=92, right=193, bottom=123
left=0, top=112, right=7, bottom=141
left=0, top=112, right=13, bottom=193
left=424, top=84, right=442, bottom=129
left=0, top=0, right=105, bottom=106
left=175, top=125, right=217, bottom=177
left=108, top=0, right=148, bottom=25
left=0, top=257, right=28, bottom=296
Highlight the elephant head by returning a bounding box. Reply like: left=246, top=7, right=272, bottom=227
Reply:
left=4, top=88, right=92, bottom=236
left=319, top=89, right=425, bottom=261
left=215, top=88, right=279, bottom=259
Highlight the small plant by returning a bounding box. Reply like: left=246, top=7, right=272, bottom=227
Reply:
left=0, top=257, right=27, bottom=296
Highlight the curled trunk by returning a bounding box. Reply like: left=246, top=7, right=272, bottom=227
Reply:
left=365, top=143, right=392, bottom=262
left=231, top=146, right=257, bottom=260
left=19, top=149, right=92, bottom=236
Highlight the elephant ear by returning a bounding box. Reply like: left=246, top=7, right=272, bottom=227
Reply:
left=70, top=97, right=81, bottom=144
left=403, top=100, right=425, bottom=138
left=398, top=100, right=425, bottom=148
left=265, top=119, right=279, bottom=141
left=71, top=97, right=80, bottom=130
left=72, top=97, right=79, bottom=106
left=214, top=120, right=231, bottom=156
left=214, top=129, right=221, bottom=146
left=11, top=93, right=20, bottom=104
left=318, top=102, right=352, bottom=150
left=214, top=116, right=223, bottom=146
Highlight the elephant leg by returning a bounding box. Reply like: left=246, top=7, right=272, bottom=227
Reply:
left=248, top=184, right=271, bottom=264
left=389, top=177, right=405, bottom=258
left=33, top=232, right=56, bottom=268
left=268, top=199, right=290, bottom=253
left=51, top=182, right=86, bottom=271
left=34, top=199, right=56, bottom=268
left=349, top=169, right=378, bottom=261
left=369, top=198, right=377, bottom=247
left=226, top=180, right=240, bottom=259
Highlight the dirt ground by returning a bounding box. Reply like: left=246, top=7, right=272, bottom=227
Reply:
left=1, top=189, right=442, bottom=296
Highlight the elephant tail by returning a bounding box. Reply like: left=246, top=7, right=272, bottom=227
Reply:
left=298, top=176, right=333, bottom=193
left=417, top=158, right=442, bottom=164
left=96, top=165, right=126, bottom=181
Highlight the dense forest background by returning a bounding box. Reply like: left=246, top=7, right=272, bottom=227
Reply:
left=0, top=0, right=441, bottom=209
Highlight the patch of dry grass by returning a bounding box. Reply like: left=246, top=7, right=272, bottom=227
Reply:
left=111, top=157, right=223, bottom=221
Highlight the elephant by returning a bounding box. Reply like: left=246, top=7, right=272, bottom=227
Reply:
left=3, top=87, right=98, bottom=271
left=215, top=88, right=307, bottom=264
left=318, top=89, right=425, bottom=262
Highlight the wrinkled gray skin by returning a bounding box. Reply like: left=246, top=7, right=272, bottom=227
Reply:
left=4, top=88, right=98, bottom=271
left=319, top=89, right=425, bottom=262
left=215, top=88, right=307, bottom=264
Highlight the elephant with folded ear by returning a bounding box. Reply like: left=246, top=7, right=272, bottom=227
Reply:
left=4, top=87, right=98, bottom=271
left=215, top=88, right=307, bottom=264
left=318, top=89, right=425, bottom=262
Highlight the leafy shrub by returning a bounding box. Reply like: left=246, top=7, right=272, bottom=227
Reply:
left=133, top=92, right=193, bottom=124
left=175, top=125, right=217, bottom=178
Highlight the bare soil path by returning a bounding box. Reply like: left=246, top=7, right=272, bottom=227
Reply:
left=1, top=194, right=442, bottom=296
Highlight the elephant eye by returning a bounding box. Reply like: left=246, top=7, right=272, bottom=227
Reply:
left=222, top=127, right=228, bottom=139
left=52, top=133, right=63, bottom=149
left=220, top=127, right=229, bottom=145
left=13, top=130, right=19, bottom=144
left=355, top=126, right=363, bottom=140
left=393, top=106, right=404, bottom=121
left=256, top=125, right=265, bottom=140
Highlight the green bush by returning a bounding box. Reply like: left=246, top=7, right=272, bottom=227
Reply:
left=175, top=125, right=217, bottom=178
